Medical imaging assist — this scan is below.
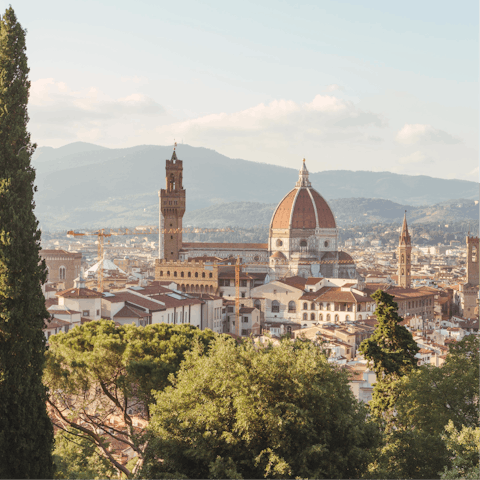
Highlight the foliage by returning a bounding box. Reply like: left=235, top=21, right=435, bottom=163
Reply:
left=53, top=429, right=117, bottom=479
left=144, top=336, right=380, bottom=479
left=358, top=289, right=419, bottom=419
left=366, top=335, right=479, bottom=479
left=0, top=7, right=54, bottom=478
left=439, top=421, right=480, bottom=479
left=44, top=320, right=216, bottom=478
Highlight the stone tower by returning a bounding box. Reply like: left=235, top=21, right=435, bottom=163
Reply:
left=158, top=146, right=185, bottom=261
left=398, top=211, right=412, bottom=288
left=466, top=235, right=479, bottom=286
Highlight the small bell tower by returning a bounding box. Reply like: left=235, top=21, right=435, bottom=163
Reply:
left=159, top=143, right=186, bottom=260
left=398, top=211, right=412, bottom=288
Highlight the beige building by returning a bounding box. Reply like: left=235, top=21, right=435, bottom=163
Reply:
left=41, top=249, right=82, bottom=289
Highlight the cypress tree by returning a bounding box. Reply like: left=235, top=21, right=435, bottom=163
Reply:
left=0, top=7, right=54, bottom=478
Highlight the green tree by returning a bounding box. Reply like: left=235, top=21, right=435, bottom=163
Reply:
left=440, top=421, right=480, bottom=480
left=144, top=336, right=380, bottom=479
left=367, top=335, right=479, bottom=479
left=53, top=429, right=117, bottom=480
left=44, top=320, right=216, bottom=478
left=358, top=289, right=419, bottom=419
left=0, top=7, right=54, bottom=478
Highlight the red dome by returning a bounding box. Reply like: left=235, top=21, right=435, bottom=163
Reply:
left=270, top=187, right=336, bottom=230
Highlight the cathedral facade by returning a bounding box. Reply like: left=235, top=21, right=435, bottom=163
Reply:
left=156, top=149, right=356, bottom=284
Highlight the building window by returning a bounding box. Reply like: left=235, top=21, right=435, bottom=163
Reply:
left=167, top=271, right=170, bottom=276
left=311, top=303, right=315, bottom=310
left=326, top=303, right=331, bottom=311
left=181, top=272, right=184, bottom=277
left=271, top=300, right=280, bottom=313
left=254, top=299, right=261, bottom=311
left=159, top=270, right=163, bottom=276
left=324, top=241, right=329, bottom=247
left=303, top=302, right=308, bottom=310
left=310, top=313, right=315, bottom=320
left=346, top=315, right=350, bottom=321
left=209, top=272, right=213, bottom=278
left=82, top=310, right=90, bottom=317
left=288, top=301, right=296, bottom=313
left=174, top=271, right=177, bottom=277
left=327, top=314, right=331, bottom=321
left=96, top=310, right=100, bottom=316
left=303, top=313, right=307, bottom=320
left=202, top=272, right=205, bottom=278
left=276, top=239, right=283, bottom=247
left=188, top=272, right=191, bottom=278
left=241, top=280, right=247, bottom=287
left=319, top=314, right=323, bottom=321
left=334, top=314, right=339, bottom=323
left=195, top=272, right=198, bottom=278
left=300, top=240, right=307, bottom=247
left=243, top=317, right=248, bottom=323
left=241, top=292, right=246, bottom=298
left=59, top=266, right=66, bottom=280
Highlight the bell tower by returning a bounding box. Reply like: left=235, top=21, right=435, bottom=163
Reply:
left=398, top=211, right=412, bottom=289
left=466, top=235, right=479, bottom=286
left=159, top=144, right=185, bottom=260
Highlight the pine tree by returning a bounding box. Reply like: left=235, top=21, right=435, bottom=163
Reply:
left=359, top=289, right=419, bottom=419
left=0, top=7, right=54, bottom=478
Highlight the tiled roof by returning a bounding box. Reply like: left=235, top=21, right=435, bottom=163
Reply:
left=128, top=284, right=173, bottom=296
left=44, top=317, right=71, bottom=329
left=103, top=292, right=166, bottom=311
left=114, top=305, right=150, bottom=319
left=239, top=307, right=255, bottom=314
left=305, top=277, right=323, bottom=285
left=278, top=276, right=308, bottom=290
left=149, top=294, right=203, bottom=309
left=57, top=288, right=103, bottom=298
left=40, top=249, right=82, bottom=258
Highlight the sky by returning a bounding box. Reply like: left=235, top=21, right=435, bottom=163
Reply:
left=5, top=0, right=479, bottom=181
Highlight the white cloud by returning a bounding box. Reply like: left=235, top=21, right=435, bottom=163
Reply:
left=398, top=151, right=432, bottom=165
left=395, top=123, right=460, bottom=145
left=156, top=94, right=386, bottom=145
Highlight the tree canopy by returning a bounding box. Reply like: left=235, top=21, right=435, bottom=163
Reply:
left=45, top=320, right=216, bottom=478
left=0, top=7, right=54, bottom=478
left=144, top=336, right=380, bottom=479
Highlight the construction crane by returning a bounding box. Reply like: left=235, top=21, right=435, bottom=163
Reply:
left=67, top=226, right=234, bottom=292
left=235, top=256, right=240, bottom=336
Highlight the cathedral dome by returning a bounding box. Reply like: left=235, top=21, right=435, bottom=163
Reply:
left=270, top=160, right=336, bottom=230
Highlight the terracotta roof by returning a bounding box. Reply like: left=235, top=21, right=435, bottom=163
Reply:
left=45, top=298, right=59, bottom=308
left=44, top=317, right=71, bottom=329
left=40, top=249, right=82, bottom=258
left=128, top=285, right=173, bottom=296
left=321, top=251, right=354, bottom=264
left=149, top=294, right=204, bottom=309
left=182, top=242, right=268, bottom=250
left=305, top=277, right=323, bottom=285
left=239, top=307, right=256, bottom=314
left=114, top=305, right=150, bottom=319
left=103, top=292, right=166, bottom=311
left=278, top=276, right=308, bottom=290
left=57, top=287, right=103, bottom=299
left=271, top=251, right=286, bottom=259
left=270, top=187, right=336, bottom=230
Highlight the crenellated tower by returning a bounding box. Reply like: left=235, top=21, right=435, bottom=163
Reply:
left=466, top=235, right=479, bottom=286
left=398, top=211, right=412, bottom=288
left=158, top=145, right=185, bottom=260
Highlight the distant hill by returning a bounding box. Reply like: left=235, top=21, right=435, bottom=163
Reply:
left=32, top=143, right=479, bottom=230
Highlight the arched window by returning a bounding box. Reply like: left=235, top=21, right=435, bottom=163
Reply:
left=288, top=301, right=296, bottom=313
left=310, top=313, right=315, bottom=320
left=345, top=315, right=350, bottom=321
left=300, top=240, right=307, bottom=247
left=303, top=313, right=307, bottom=320
left=326, top=314, right=331, bottom=321
left=195, top=272, right=198, bottom=278
left=276, top=239, right=283, bottom=247
left=174, top=271, right=177, bottom=277
left=254, top=299, right=261, bottom=311
left=159, top=270, right=163, bottom=276
left=188, top=272, right=191, bottom=278
left=358, top=304, right=362, bottom=311
left=209, top=272, right=212, bottom=278
left=319, top=314, right=323, bottom=321
left=401, top=255, right=405, bottom=263
left=401, top=269, right=404, bottom=275
left=59, top=266, right=66, bottom=280
left=334, top=314, right=339, bottom=323
left=326, top=303, right=331, bottom=311
left=202, top=272, right=205, bottom=278
left=181, top=271, right=184, bottom=277
left=311, top=303, right=315, bottom=310
left=324, top=241, right=329, bottom=247
left=271, top=300, right=280, bottom=313
left=303, top=302, right=308, bottom=310
left=167, top=271, right=170, bottom=276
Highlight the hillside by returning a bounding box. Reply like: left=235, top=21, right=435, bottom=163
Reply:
left=32, top=142, right=479, bottom=230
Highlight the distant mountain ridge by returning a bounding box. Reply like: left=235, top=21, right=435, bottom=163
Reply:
left=32, top=142, right=479, bottom=230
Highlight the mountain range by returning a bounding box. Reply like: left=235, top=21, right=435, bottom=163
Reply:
left=32, top=142, right=479, bottom=230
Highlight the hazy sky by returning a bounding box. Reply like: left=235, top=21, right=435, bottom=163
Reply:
left=7, top=0, right=479, bottom=181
